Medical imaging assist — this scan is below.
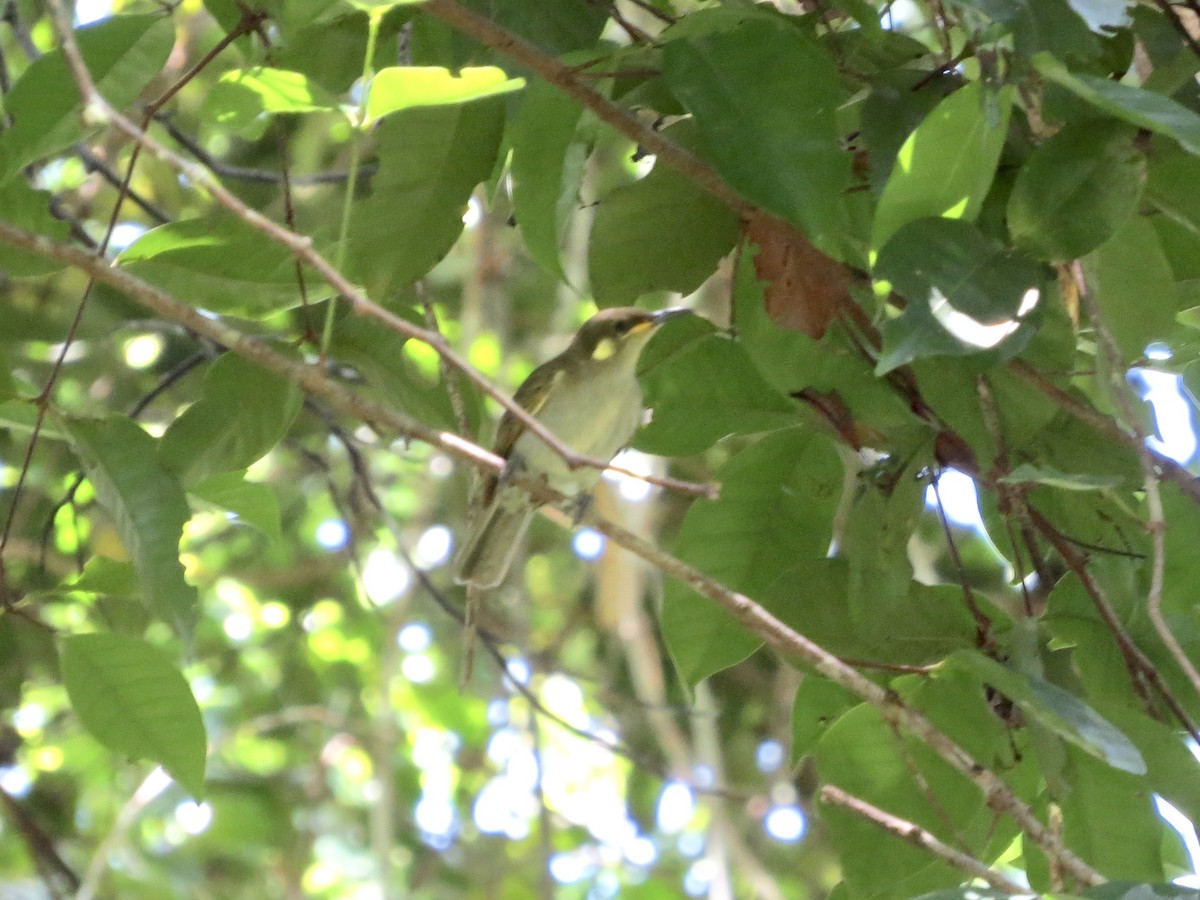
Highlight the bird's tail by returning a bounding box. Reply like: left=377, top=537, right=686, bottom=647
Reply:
left=454, top=493, right=534, bottom=589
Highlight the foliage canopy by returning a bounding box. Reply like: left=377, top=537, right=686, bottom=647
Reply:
left=3, top=0, right=1200, bottom=897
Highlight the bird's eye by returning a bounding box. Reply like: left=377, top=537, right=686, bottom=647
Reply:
left=615, top=320, right=633, bottom=335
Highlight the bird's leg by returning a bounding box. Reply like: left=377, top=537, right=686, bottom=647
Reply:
left=564, top=491, right=593, bottom=525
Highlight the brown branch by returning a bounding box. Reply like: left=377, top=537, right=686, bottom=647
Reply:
left=38, top=4, right=712, bottom=501
left=1009, top=360, right=1200, bottom=505
left=820, top=785, right=1027, bottom=895
left=0, top=220, right=1106, bottom=888
left=421, top=0, right=755, bottom=219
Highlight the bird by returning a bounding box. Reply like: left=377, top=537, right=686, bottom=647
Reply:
left=454, top=306, right=686, bottom=589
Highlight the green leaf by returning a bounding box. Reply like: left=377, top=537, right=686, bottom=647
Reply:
left=663, top=18, right=851, bottom=245
left=366, top=66, right=523, bottom=122
left=841, top=460, right=924, bottom=614
left=1082, top=883, right=1200, bottom=899
left=119, top=215, right=321, bottom=318
left=345, top=79, right=515, bottom=293
left=1000, top=463, right=1124, bottom=491
left=815, top=686, right=995, bottom=897
left=955, top=0, right=1099, bottom=59
left=635, top=323, right=797, bottom=456
left=509, top=77, right=587, bottom=281
left=0, top=15, right=176, bottom=180
left=589, top=121, right=741, bottom=306
left=200, top=68, right=341, bottom=139
left=61, top=633, right=206, bottom=799
left=791, top=675, right=855, bottom=762
left=64, top=417, right=197, bottom=634
left=1060, top=744, right=1164, bottom=881
left=1083, top=216, right=1179, bottom=358
left=1034, top=53, right=1200, bottom=155
left=159, top=353, right=302, bottom=485
left=330, top=306, right=461, bottom=430
left=189, top=472, right=282, bottom=542
left=875, top=218, right=1044, bottom=373
left=872, top=82, right=1014, bottom=253
left=946, top=651, right=1146, bottom=774
left=860, top=72, right=958, bottom=195
left=661, top=429, right=843, bottom=686
left=1146, top=146, right=1200, bottom=238
left=66, top=557, right=139, bottom=595
left=0, top=181, right=72, bottom=275
left=1008, top=120, right=1146, bottom=262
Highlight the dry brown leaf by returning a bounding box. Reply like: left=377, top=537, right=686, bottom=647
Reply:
left=744, top=211, right=855, bottom=339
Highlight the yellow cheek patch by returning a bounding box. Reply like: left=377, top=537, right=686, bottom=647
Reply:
left=592, top=337, right=616, bottom=360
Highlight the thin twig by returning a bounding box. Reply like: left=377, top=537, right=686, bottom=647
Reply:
left=42, top=18, right=709, bottom=499
left=1010, top=360, right=1200, bottom=505
left=1077, top=289, right=1200, bottom=700
left=820, top=785, right=1027, bottom=894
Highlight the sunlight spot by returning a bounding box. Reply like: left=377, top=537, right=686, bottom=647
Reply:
left=927, top=469, right=984, bottom=529
left=175, top=801, right=213, bottom=835
left=401, top=653, right=435, bottom=684
left=755, top=739, right=784, bottom=774
left=462, top=194, right=483, bottom=229
left=74, top=0, right=112, bottom=25
left=656, top=781, right=695, bottom=834
left=123, top=333, right=163, bottom=369
left=109, top=222, right=147, bottom=251
left=765, top=805, right=807, bottom=843
left=315, top=519, right=349, bottom=550
left=397, top=622, right=432, bottom=653
left=223, top=611, right=253, bottom=642
left=1136, top=369, right=1197, bottom=463
left=572, top=528, right=605, bottom=561
left=414, top=525, right=452, bottom=568
left=362, top=547, right=412, bottom=604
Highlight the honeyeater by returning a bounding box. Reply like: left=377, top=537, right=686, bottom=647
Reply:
left=454, top=307, right=686, bottom=588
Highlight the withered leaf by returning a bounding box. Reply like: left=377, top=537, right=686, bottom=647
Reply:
left=745, top=211, right=856, bottom=339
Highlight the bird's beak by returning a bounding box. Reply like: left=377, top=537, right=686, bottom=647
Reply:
left=651, top=307, right=691, bottom=326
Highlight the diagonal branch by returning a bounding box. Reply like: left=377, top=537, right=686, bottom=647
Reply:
left=39, top=0, right=710, bottom=499
left=820, top=785, right=1027, bottom=894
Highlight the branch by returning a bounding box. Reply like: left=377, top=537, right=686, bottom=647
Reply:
left=0, top=220, right=1107, bottom=888
left=820, top=785, right=1028, bottom=895
left=421, top=0, right=755, bottom=218
left=1009, top=360, right=1200, bottom=506
left=39, top=0, right=709, bottom=500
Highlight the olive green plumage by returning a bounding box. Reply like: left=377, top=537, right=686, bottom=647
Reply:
left=454, top=307, right=684, bottom=588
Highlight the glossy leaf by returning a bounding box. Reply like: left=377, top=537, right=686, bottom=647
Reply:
left=200, top=68, right=341, bottom=138
left=62, top=633, right=207, bottom=799
left=1083, top=216, right=1179, bottom=358
left=635, top=322, right=797, bottom=457
left=1008, top=120, right=1146, bottom=262
left=872, top=82, right=1014, bottom=253
left=159, top=353, right=303, bottom=485
left=119, top=215, right=323, bottom=318
left=589, top=121, right=740, bottom=306
left=0, top=181, right=72, bottom=276
left=189, top=473, right=283, bottom=542
left=64, top=417, right=197, bottom=634
left=947, top=651, right=1146, bottom=774
left=664, top=18, right=850, bottom=245
left=345, top=81, right=515, bottom=293
left=1035, top=53, right=1200, bottom=154
left=510, top=77, right=587, bottom=281
left=0, top=15, right=175, bottom=180
left=661, top=429, right=842, bottom=686
left=875, top=218, right=1044, bottom=373
left=366, top=66, right=524, bottom=122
